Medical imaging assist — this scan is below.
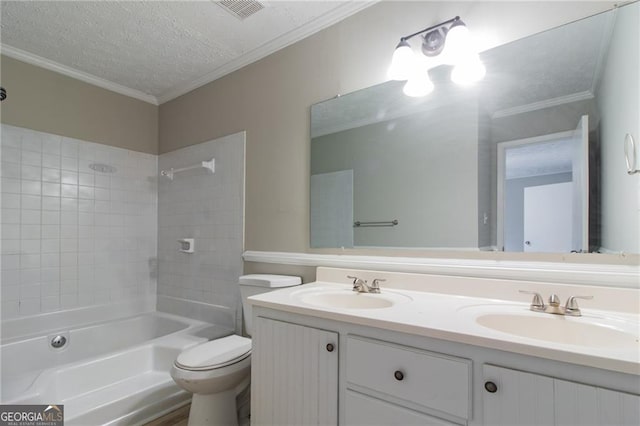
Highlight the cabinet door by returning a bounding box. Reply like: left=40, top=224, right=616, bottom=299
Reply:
left=555, top=379, right=640, bottom=426
left=345, top=391, right=459, bottom=426
left=484, top=365, right=640, bottom=426
left=251, top=317, right=338, bottom=426
left=482, top=364, right=555, bottom=426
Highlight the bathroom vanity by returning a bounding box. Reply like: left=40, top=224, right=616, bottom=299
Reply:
left=248, top=268, right=640, bottom=426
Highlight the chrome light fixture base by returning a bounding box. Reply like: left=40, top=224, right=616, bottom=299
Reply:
left=421, top=28, right=447, bottom=57
left=388, top=16, right=485, bottom=97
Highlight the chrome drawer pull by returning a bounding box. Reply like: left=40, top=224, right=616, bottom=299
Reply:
left=394, top=370, right=404, bottom=381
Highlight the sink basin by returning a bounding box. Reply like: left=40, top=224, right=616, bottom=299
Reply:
left=294, top=289, right=411, bottom=310
left=475, top=312, right=639, bottom=348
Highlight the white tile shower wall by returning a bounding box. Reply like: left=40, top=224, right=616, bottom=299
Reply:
left=1, top=124, right=158, bottom=319
left=157, top=132, right=245, bottom=327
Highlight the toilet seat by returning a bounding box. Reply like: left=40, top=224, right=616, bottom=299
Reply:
left=175, top=335, right=251, bottom=371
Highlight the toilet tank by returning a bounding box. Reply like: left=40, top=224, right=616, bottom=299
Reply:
left=239, top=274, right=301, bottom=336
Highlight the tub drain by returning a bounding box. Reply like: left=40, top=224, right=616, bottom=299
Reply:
left=51, top=335, right=67, bottom=348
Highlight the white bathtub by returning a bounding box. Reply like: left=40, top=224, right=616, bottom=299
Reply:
left=1, top=310, right=234, bottom=425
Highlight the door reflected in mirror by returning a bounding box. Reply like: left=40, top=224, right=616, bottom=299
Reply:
left=497, top=116, right=591, bottom=253
left=310, top=2, right=639, bottom=254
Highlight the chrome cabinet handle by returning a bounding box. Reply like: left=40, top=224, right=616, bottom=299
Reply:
left=326, top=343, right=335, bottom=352
left=394, top=370, right=404, bottom=381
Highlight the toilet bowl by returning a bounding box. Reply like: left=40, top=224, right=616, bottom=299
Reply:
left=170, top=274, right=302, bottom=425
left=171, top=335, right=252, bottom=425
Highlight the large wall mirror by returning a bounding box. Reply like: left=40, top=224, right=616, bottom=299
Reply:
left=310, top=2, right=639, bottom=254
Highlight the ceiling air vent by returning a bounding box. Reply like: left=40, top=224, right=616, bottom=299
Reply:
left=217, top=0, right=265, bottom=20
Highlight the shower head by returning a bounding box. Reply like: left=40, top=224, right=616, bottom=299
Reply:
left=89, top=163, right=117, bottom=173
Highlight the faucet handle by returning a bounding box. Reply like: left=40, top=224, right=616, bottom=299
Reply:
left=519, top=290, right=545, bottom=310
left=347, top=275, right=366, bottom=284
left=565, top=295, right=593, bottom=315
left=347, top=275, right=367, bottom=292
left=370, top=278, right=385, bottom=293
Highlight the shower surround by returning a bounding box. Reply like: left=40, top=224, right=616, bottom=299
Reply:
left=157, top=132, right=245, bottom=331
left=1, top=126, right=246, bottom=421
left=1, top=124, right=158, bottom=320
left=2, top=125, right=244, bottom=325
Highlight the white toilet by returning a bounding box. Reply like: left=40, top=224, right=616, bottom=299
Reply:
left=171, top=274, right=302, bottom=425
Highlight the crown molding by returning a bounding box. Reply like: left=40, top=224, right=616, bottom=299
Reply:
left=1, top=44, right=159, bottom=105
left=242, top=250, right=640, bottom=288
left=1, top=2, right=376, bottom=106
left=492, top=90, right=594, bottom=119
left=156, top=1, right=378, bottom=104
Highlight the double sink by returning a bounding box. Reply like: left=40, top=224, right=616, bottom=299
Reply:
left=290, top=285, right=639, bottom=350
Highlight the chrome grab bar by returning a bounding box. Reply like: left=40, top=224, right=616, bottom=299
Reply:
left=354, top=220, right=398, bottom=227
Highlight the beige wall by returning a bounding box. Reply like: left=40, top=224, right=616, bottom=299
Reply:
left=159, top=1, right=617, bottom=261
left=160, top=29, right=341, bottom=253
left=0, top=55, right=158, bottom=154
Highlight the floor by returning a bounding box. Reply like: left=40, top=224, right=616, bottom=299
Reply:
left=143, top=404, right=190, bottom=426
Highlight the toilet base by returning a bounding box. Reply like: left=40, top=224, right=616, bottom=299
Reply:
left=188, top=390, right=238, bottom=426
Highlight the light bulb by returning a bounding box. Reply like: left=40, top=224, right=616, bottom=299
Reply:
left=451, top=56, right=486, bottom=85
left=403, top=72, right=434, bottom=97
left=388, top=40, right=415, bottom=81
left=442, top=21, right=473, bottom=65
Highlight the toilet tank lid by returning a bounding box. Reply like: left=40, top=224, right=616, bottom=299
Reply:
left=239, top=274, right=302, bottom=287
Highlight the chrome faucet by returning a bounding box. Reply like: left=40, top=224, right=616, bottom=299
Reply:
left=370, top=278, right=385, bottom=293
left=347, top=276, right=382, bottom=294
left=519, top=290, right=593, bottom=316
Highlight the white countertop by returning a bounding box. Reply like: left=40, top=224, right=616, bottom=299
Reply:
left=248, top=276, right=640, bottom=376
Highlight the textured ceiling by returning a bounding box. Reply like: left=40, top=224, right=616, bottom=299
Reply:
left=0, top=1, right=372, bottom=104
left=505, top=138, right=573, bottom=179
left=480, top=8, right=610, bottom=114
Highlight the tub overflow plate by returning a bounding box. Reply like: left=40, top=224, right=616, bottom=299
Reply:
left=51, top=335, right=67, bottom=348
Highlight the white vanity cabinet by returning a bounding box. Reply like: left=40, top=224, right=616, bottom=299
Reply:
left=345, top=336, right=471, bottom=425
left=482, top=364, right=640, bottom=426
left=250, top=305, right=639, bottom=426
left=251, top=316, right=338, bottom=426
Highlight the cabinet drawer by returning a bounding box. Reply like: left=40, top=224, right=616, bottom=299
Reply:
left=345, top=391, right=460, bottom=426
left=346, top=336, right=471, bottom=420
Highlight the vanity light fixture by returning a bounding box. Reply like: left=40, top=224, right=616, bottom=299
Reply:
left=388, top=16, right=486, bottom=96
